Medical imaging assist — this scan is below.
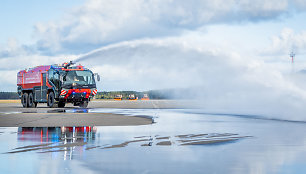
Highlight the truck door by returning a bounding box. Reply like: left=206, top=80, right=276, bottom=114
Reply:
left=41, top=73, right=47, bottom=100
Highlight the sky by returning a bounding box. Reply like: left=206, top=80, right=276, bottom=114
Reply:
left=3, top=0, right=306, bottom=118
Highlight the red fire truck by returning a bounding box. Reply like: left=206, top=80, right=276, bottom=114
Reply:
left=17, top=61, right=100, bottom=108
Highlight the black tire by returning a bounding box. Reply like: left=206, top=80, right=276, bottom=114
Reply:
left=28, top=93, right=36, bottom=108
left=21, top=93, right=28, bottom=108
left=79, top=101, right=88, bottom=108
left=48, top=92, right=56, bottom=108
left=58, top=101, right=65, bottom=108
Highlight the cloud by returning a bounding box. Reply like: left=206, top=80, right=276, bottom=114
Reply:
left=0, top=38, right=32, bottom=58
left=33, top=0, right=306, bottom=54
left=292, top=0, right=306, bottom=10
left=263, top=28, right=306, bottom=57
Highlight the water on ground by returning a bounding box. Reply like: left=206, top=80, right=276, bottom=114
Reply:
left=1, top=108, right=306, bottom=174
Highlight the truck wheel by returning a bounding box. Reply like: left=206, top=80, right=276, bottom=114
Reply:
left=21, top=93, right=28, bottom=108
left=58, top=101, right=65, bottom=108
left=79, top=101, right=88, bottom=108
left=48, top=92, right=55, bottom=108
left=28, top=93, right=36, bottom=108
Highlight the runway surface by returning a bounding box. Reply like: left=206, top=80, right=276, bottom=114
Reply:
left=0, top=100, right=193, bottom=127
left=1, top=100, right=306, bottom=173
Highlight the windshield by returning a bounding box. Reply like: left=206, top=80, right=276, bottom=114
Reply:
left=63, top=70, right=95, bottom=87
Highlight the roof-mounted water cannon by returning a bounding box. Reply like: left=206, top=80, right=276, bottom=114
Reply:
left=63, top=61, right=75, bottom=69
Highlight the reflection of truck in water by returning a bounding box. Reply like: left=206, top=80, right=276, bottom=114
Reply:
left=17, top=61, right=100, bottom=108
left=18, top=126, right=96, bottom=142
left=18, top=126, right=96, bottom=159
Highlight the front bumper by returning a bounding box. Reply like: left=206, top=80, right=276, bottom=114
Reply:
left=59, top=88, right=97, bottom=102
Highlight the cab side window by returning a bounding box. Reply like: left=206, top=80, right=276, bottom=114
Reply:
left=48, top=69, right=61, bottom=89
left=53, top=72, right=60, bottom=87
left=48, top=69, right=54, bottom=83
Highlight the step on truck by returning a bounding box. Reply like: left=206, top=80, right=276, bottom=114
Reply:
left=17, top=61, right=100, bottom=108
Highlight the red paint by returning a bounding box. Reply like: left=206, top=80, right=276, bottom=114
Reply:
left=17, top=65, right=52, bottom=89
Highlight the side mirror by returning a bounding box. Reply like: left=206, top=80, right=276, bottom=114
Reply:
left=94, top=73, right=100, bottom=82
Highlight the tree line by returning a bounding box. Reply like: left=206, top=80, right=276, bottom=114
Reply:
left=0, top=92, right=19, bottom=99
left=0, top=89, right=191, bottom=100
left=95, top=88, right=192, bottom=100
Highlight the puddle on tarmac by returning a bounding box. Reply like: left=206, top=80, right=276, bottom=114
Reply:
left=48, top=108, right=89, bottom=113
left=3, top=109, right=306, bottom=174
left=4, top=127, right=250, bottom=153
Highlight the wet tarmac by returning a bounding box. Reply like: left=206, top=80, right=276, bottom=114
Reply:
left=1, top=101, right=306, bottom=173
left=0, top=102, right=156, bottom=127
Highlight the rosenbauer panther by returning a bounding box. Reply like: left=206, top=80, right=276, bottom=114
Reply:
left=17, top=61, right=100, bottom=108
